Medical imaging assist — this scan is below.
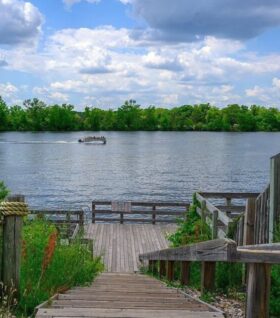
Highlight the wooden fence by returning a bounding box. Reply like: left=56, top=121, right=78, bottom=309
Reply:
left=139, top=238, right=280, bottom=318
left=195, top=192, right=259, bottom=241
left=91, top=201, right=189, bottom=224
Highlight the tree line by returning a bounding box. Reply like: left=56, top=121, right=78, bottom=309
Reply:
left=1, top=97, right=280, bottom=132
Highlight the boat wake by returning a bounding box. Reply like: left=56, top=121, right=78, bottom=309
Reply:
left=0, top=140, right=78, bottom=144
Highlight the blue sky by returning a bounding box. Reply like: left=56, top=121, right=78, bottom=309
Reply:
left=0, top=0, right=280, bottom=109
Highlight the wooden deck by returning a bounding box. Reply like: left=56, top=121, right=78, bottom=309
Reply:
left=36, top=273, right=223, bottom=318
left=84, top=223, right=176, bottom=272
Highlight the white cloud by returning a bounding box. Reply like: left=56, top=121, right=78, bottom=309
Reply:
left=0, top=0, right=43, bottom=45
left=63, top=0, right=100, bottom=8
left=0, top=82, right=18, bottom=98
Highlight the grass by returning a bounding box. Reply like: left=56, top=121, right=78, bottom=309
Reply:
left=17, top=219, right=103, bottom=316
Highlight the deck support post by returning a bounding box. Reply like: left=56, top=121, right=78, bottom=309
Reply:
left=167, top=260, right=175, bottom=281
left=246, top=263, right=271, bottom=318
left=201, top=262, right=216, bottom=294
left=159, top=260, right=166, bottom=278
left=181, top=261, right=190, bottom=285
left=152, top=205, right=156, bottom=225
left=149, top=260, right=157, bottom=275
left=92, top=203, right=96, bottom=224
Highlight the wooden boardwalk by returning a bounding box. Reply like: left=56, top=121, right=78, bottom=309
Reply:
left=84, top=223, right=176, bottom=272
left=36, top=273, right=223, bottom=318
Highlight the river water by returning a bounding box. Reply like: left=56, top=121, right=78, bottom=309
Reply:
left=0, top=131, right=278, bottom=209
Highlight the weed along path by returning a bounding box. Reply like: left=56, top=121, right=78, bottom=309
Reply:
left=35, top=224, right=223, bottom=318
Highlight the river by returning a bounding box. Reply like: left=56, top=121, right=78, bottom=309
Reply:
left=0, top=131, right=278, bottom=209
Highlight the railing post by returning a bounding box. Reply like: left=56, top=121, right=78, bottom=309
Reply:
left=1, top=195, right=28, bottom=299
left=181, top=261, right=190, bottom=286
left=152, top=204, right=156, bottom=225
left=167, top=260, right=174, bottom=281
left=120, top=212, right=124, bottom=224
left=79, top=210, right=84, bottom=227
left=246, top=263, right=271, bottom=318
left=149, top=260, right=157, bottom=275
left=66, top=212, right=71, bottom=238
left=226, top=197, right=232, bottom=216
left=212, top=210, right=218, bottom=239
left=201, top=200, right=206, bottom=223
left=92, top=203, right=95, bottom=224
left=201, top=262, right=216, bottom=294
left=159, top=260, right=166, bottom=278
left=269, top=154, right=280, bottom=242
left=244, top=198, right=256, bottom=246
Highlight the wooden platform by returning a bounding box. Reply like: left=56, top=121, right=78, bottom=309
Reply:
left=84, top=224, right=176, bottom=272
left=36, top=273, right=223, bottom=318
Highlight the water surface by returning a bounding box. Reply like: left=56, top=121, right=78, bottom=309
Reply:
left=0, top=131, right=278, bottom=209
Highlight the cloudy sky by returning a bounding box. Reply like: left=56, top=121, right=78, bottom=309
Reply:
left=0, top=0, right=280, bottom=109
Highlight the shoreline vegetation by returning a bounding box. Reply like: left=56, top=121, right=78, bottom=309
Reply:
left=1, top=97, right=280, bottom=132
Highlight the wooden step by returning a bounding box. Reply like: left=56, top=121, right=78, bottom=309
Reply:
left=36, top=273, right=224, bottom=318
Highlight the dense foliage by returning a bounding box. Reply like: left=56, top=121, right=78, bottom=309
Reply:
left=1, top=97, right=280, bottom=131
left=18, top=220, right=103, bottom=316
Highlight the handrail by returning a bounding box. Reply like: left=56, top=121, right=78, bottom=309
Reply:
left=139, top=238, right=280, bottom=318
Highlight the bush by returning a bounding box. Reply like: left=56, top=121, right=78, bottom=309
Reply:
left=18, top=220, right=103, bottom=315
left=0, top=180, right=9, bottom=201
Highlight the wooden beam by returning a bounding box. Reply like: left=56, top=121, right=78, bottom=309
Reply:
left=139, top=239, right=237, bottom=262
left=167, top=261, right=174, bottom=281
left=269, top=154, right=280, bottom=242
left=201, top=262, right=216, bottom=294
left=159, top=260, right=166, bottom=278
left=244, top=198, right=256, bottom=245
left=180, top=261, right=190, bottom=286
left=3, top=195, right=25, bottom=298
left=246, top=263, right=271, bottom=318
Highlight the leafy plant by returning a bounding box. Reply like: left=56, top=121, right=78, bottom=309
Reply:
left=18, top=219, right=103, bottom=316
left=0, top=181, right=9, bottom=201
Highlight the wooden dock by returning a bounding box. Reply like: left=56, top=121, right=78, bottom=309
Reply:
left=36, top=273, right=223, bottom=318
left=84, top=223, right=177, bottom=272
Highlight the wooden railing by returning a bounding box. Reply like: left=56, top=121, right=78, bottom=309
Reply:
left=196, top=192, right=260, bottom=241
left=139, top=238, right=280, bottom=318
left=91, top=201, right=189, bottom=224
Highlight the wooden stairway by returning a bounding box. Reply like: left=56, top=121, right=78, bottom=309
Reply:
left=36, top=273, right=223, bottom=318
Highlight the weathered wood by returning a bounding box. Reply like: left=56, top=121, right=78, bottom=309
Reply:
left=180, top=261, right=190, bottom=285
left=159, top=260, right=166, bottom=278
left=196, top=193, right=231, bottom=227
left=3, top=195, right=25, bottom=298
left=0, top=218, right=3, bottom=283
left=244, top=198, right=256, bottom=246
left=152, top=205, right=156, bottom=225
left=246, top=264, right=271, bottom=318
left=139, top=239, right=237, bottom=262
left=212, top=210, right=218, bottom=239
left=270, top=154, right=280, bottom=242
left=199, top=192, right=259, bottom=199
left=36, top=273, right=223, bottom=318
left=201, top=262, right=215, bottom=294
left=167, top=261, right=174, bottom=281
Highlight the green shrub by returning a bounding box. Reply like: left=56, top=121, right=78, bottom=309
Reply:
left=168, top=204, right=211, bottom=247
left=18, top=220, right=103, bottom=316
left=0, top=180, right=9, bottom=201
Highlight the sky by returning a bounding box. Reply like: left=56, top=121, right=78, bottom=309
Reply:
left=0, top=0, right=280, bottom=109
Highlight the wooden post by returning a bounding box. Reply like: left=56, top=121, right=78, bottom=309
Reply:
left=181, top=261, right=190, bottom=285
left=269, top=153, right=280, bottom=242
left=226, top=197, right=231, bottom=216
left=3, top=195, right=26, bottom=298
left=167, top=260, right=174, bottom=281
left=152, top=205, right=156, bottom=225
left=244, top=198, right=256, bottom=245
left=120, top=212, right=124, bottom=224
left=201, top=200, right=206, bottom=223
left=246, top=263, right=271, bottom=318
left=92, top=203, right=96, bottom=224
left=0, top=215, right=3, bottom=283
left=149, top=260, right=157, bottom=275
left=201, top=262, right=215, bottom=294
left=159, top=260, right=166, bottom=278
left=212, top=210, right=218, bottom=239
left=66, top=212, right=71, bottom=238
